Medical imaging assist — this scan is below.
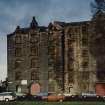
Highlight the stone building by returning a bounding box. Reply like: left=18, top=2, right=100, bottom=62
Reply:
left=7, top=16, right=96, bottom=95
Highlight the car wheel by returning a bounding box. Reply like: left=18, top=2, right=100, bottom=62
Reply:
left=5, top=98, right=9, bottom=102
left=71, top=95, right=75, bottom=98
left=83, top=96, right=86, bottom=98
left=96, top=95, right=99, bottom=98
left=103, top=97, right=105, bottom=100
left=59, top=99, right=63, bottom=102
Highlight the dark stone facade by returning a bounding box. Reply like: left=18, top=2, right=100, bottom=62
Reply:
left=7, top=16, right=96, bottom=95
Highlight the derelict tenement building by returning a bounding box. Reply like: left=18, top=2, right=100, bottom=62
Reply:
left=7, top=16, right=98, bottom=95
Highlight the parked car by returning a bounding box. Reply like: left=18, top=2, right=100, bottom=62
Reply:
left=80, top=91, right=104, bottom=101
left=0, top=92, right=16, bottom=101
left=63, top=93, right=73, bottom=96
left=35, top=92, right=48, bottom=97
left=15, top=92, right=26, bottom=101
left=81, top=91, right=100, bottom=98
left=33, top=92, right=48, bottom=101
left=16, top=92, right=48, bottom=101
left=42, top=92, right=65, bottom=102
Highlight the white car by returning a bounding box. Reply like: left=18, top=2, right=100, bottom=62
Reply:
left=58, top=93, right=75, bottom=97
left=0, top=92, right=16, bottom=101
left=81, top=92, right=100, bottom=98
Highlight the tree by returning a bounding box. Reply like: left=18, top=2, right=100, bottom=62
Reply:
left=89, top=0, right=105, bottom=81
left=91, top=0, right=105, bottom=15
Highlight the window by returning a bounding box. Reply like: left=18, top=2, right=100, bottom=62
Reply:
left=68, top=63, right=74, bottom=70
left=8, top=38, right=14, bottom=49
left=97, top=71, right=105, bottom=81
left=15, top=72, right=21, bottom=80
left=68, top=57, right=74, bottom=64
left=82, top=25, right=88, bottom=46
left=48, top=58, right=55, bottom=65
left=30, top=47, right=38, bottom=56
left=82, top=38, right=88, bottom=46
left=31, top=71, right=39, bottom=80
left=69, top=33, right=72, bottom=38
left=30, top=34, right=38, bottom=43
left=68, top=70, right=74, bottom=83
left=30, top=42, right=39, bottom=47
left=15, top=36, right=21, bottom=44
left=82, top=61, right=88, bottom=68
left=48, top=46, right=55, bottom=55
left=15, top=60, right=21, bottom=68
left=82, top=49, right=88, bottom=57
left=69, top=33, right=75, bottom=41
left=82, top=71, right=89, bottom=80
left=82, top=25, right=87, bottom=35
left=48, top=71, right=55, bottom=79
left=68, top=47, right=73, bottom=52
left=68, top=40, right=73, bottom=47
left=49, top=36, right=54, bottom=42
left=48, top=83, right=55, bottom=92
left=68, top=48, right=74, bottom=56
left=31, top=58, right=38, bottom=68
left=15, top=48, right=21, bottom=56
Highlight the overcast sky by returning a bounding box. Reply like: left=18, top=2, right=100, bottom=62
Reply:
left=0, top=0, right=93, bottom=81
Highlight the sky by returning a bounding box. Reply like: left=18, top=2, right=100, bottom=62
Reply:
left=0, top=0, right=94, bottom=81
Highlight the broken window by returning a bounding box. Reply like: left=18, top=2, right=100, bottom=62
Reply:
left=15, top=48, right=21, bottom=57
left=68, top=48, right=74, bottom=56
left=68, top=70, right=74, bottom=83
left=48, top=83, right=55, bottom=92
left=68, top=62, right=74, bottom=70
left=48, top=46, right=55, bottom=55
left=82, top=71, right=89, bottom=80
left=82, top=61, right=88, bottom=68
left=31, top=71, right=39, bottom=80
left=31, top=58, right=38, bottom=68
left=15, top=60, right=22, bottom=69
left=48, top=71, right=55, bottom=79
left=30, top=47, right=38, bottom=56
left=15, top=71, right=21, bottom=80
left=30, top=34, right=38, bottom=43
left=82, top=25, right=87, bottom=35
left=68, top=40, right=73, bottom=47
left=82, top=38, right=88, bottom=46
left=15, top=36, right=21, bottom=44
left=97, top=70, right=105, bottom=81
left=82, top=49, right=88, bottom=57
